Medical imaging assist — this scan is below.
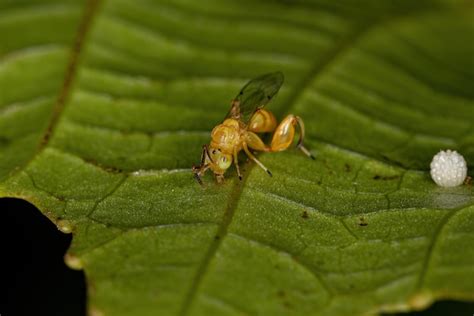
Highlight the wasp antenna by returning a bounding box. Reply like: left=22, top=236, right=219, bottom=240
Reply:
left=266, top=169, right=273, bottom=177
left=238, top=175, right=243, bottom=181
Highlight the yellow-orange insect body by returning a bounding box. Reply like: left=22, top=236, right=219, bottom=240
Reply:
left=211, top=119, right=243, bottom=154
left=193, top=72, right=314, bottom=184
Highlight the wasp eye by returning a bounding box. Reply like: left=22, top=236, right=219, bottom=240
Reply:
left=217, top=154, right=232, bottom=170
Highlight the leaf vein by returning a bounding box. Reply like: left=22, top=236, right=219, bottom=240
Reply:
left=415, top=207, right=463, bottom=290
left=4, top=0, right=103, bottom=181
left=229, top=232, right=334, bottom=297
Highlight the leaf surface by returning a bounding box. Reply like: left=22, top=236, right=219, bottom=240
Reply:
left=1, top=0, right=473, bottom=315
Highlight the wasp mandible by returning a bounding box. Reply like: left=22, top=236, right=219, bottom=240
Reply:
left=192, top=72, right=314, bottom=184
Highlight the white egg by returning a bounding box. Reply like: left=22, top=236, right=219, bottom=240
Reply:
left=430, top=150, right=467, bottom=187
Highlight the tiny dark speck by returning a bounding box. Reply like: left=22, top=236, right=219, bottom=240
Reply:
left=373, top=174, right=399, bottom=180
left=344, top=163, right=351, bottom=172
left=301, top=211, right=309, bottom=219
left=0, top=136, right=10, bottom=146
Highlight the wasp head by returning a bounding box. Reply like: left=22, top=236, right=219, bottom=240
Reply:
left=209, top=148, right=232, bottom=172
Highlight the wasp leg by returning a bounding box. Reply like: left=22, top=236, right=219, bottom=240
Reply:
left=193, top=169, right=204, bottom=185
left=243, top=142, right=272, bottom=177
left=245, top=131, right=270, bottom=152
left=233, top=147, right=243, bottom=181
left=215, top=173, right=225, bottom=184
left=192, top=164, right=210, bottom=186
left=192, top=145, right=213, bottom=185
left=294, top=116, right=315, bottom=160
left=270, top=114, right=315, bottom=160
left=202, top=145, right=214, bottom=164
left=248, top=109, right=277, bottom=133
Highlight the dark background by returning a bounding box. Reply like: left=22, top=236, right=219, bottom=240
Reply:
left=1, top=198, right=85, bottom=316
left=0, top=198, right=472, bottom=316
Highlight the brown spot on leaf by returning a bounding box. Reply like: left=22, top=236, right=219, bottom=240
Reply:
left=0, top=136, right=10, bottom=146
left=344, top=163, right=352, bottom=172
left=83, top=158, right=123, bottom=173
left=301, top=210, right=309, bottom=219
left=359, top=217, right=368, bottom=227
left=373, top=174, right=399, bottom=180
left=277, top=290, right=286, bottom=297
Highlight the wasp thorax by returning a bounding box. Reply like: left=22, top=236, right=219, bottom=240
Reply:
left=210, top=119, right=241, bottom=153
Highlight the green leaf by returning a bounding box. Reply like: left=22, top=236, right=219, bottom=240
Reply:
left=1, top=0, right=473, bottom=315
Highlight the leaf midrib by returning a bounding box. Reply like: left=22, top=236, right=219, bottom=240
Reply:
left=178, top=15, right=377, bottom=316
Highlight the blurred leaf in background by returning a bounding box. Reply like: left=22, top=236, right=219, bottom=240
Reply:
left=0, top=0, right=473, bottom=315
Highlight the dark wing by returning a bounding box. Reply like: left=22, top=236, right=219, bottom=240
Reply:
left=226, top=71, right=284, bottom=124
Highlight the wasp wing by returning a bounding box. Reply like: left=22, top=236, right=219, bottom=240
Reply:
left=226, top=71, right=284, bottom=124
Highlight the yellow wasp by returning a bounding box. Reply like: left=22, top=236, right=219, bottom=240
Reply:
left=192, top=72, right=314, bottom=184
